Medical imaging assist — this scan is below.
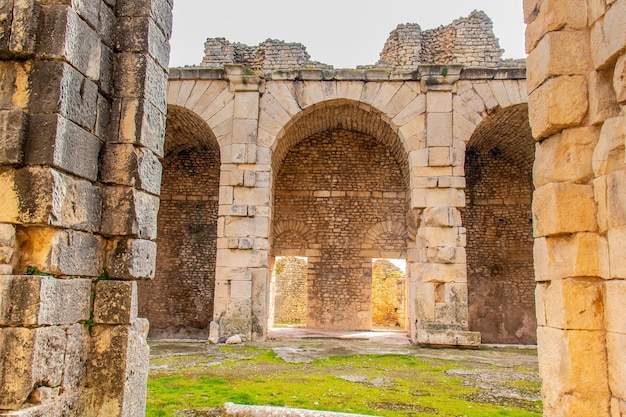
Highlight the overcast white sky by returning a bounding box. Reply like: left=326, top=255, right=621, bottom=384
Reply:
left=169, top=1, right=526, bottom=69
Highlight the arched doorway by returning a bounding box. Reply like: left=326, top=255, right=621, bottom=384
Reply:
left=138, top=105, right=221, bottom=339
left=463, top=103, right=536, bottom=344
left=271, top=101, right=410, bottom=331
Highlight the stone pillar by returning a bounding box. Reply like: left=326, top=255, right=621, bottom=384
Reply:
left=0, top=0, right=172, bottom=416
left=214, top=65, right=269, bottom=341
left=525, top=0, right=625, bottom=415
left=409, top=65, right=480, bottom=346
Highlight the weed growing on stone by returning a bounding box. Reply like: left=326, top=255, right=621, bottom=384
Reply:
left=146, top=343, right=541, bottom=417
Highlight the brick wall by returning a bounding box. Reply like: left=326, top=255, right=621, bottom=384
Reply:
left=274, top=129, right=407, bottom=330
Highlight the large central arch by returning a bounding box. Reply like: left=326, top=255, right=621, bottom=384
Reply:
left=271, top=100, right=411, bottom=330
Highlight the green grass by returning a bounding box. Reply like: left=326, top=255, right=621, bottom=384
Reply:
left=146, top=347, right=541, bottom=417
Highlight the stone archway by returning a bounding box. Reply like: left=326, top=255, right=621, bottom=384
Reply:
left=462, top=103, right=536, bottom=344
left=138, top=105, right=221, bottom=339
left=271, top=101, right=410, bottom=331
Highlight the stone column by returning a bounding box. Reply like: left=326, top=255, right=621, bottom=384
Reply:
left=409, top=65, right=480, bottom=346
left=0, top=0, right=172, bottom=416
left=525, top=0, right=625, bottom=415
left=213, top=65, right=269, bottom=341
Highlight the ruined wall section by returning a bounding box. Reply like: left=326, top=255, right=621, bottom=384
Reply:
left=200, top=11, right=507, bottom=72
left=524, top=0, right=626, bottom=415
left=202, top=38, right=332, bottom=71
left=0, top=1, right=172, bottom=416
left=272, top=256, right=307, bottom=324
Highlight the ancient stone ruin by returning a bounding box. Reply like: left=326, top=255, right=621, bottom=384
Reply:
left=0, top=1, right=625, bottom=416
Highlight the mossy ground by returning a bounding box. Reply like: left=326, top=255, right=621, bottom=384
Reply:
left=147, top=341, right=541, bottom=417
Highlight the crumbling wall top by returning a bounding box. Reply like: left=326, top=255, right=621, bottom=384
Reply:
left=197, top=11, right=522, bottom=72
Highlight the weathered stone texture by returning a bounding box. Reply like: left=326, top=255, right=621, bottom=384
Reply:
left=525, top=0, right=626, bottom=414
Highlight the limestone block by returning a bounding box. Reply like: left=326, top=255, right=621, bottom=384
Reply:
left=488, top=80, right=512, bottom=109
left=413, top=281, right=436, bottom=324
left=427, top=246, right=464, bottom=264
left=399, top=116, right=426, bottom=151
left=382, top=83, right=419, bottom=118
left=593, top=115, right=626, bottom=176
left=37, top=4, right=101, bottom=80
left=360, top=82, right=382, bottom=105
left=536, top=279, right=604, bottom=330
left=232, top=119, right=258, bottom=144
left=533, top=233, right=609, bottom=281
left=216, top=248, right=268, bottom=268
left=471, top=82, right=498, bottom=112
left=99, top=144, right=162, bottom=195
left=528, top=75, right=588, bottom=139
left=224, top=216, right=269, bottom=238
left=111, top=97, right=166, bottom=158
left=526, top=30, right=591, bottom=93
left=607, top=170, right=626, bottom=228
left=393, top=94, right=426, bottom=127
left=412, top=188, right=465, bottom=208
left=589, top=67, right=621, bottom=125
left=532, top=182, right=597, bottom=237
left=605, top=280, right=626, bottom=334
left=31, top=326, right=66, bottom=388
left=608, top=227, right=626, bottom=278
left=588, top=0, right=606, bottom=24
left=0, top=167, right=102, bottom=231
left=426, top=91, right=452, bottom=113
left=105, top=238, right=156, bottom=280
left=525, top=0, right=587, bottom=52
left=426, top=112, right=453, bottom=147
left=230, top=280, right=252, bottom=299
left=371, top=82, right=402, bottom=111
left=117, top=0, right=173, bottom=39
left=0, top=327, right=35, bottom=409
left=416, top=327, right=480, bottom=347
left=615, top=54, right=626, bottom=104
left=533, top=127, right=597, bottom=188
left=595, top=175, right=610, bottom=233
left=86, top=319, right=150, bottom=417
left=607, top=332, right=626, bottom=400
left=417, top=227, right=465, bottom=247
left=233, top=187, right=270, bottom=206
left=416, top=263, right=467, bottom=283
left=537, top=326, right=610, bottom=417
left=434, top=283, right=469, bottom=325
left=423, top=206, right=462, bottom=227
left=428, top=147, right=451, bottom=166
left=25, top=113, right=102, bottom=182
left=17, top=227, right=103, bottom=277
left=0, top=61, right=29, bottom=111
left=114, top=52, right=167, bottom=113
left=93, top=280, right=138, bottom=325
left=61, top=324, right=89, bottom=391
left=452, top=112, right=478, bottom=144
left=100, top=186, right=159, bottom=239
left=0, top=0, right=38, bottom=56
left=0, top=223, right=16, bottom=267
left=0, top=109, right=26, bottom=164
left=264, top=82, right=301, bottom=116
left=115, top=16, right=170, bottom=70
left=30, top=60, right=98, bottom=131
left=590, top=0, right=626, bottom=69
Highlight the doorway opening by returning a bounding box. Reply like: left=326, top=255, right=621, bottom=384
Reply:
left=372, top=258, right=407, bottom=331
left=269, top=256, right=308, bottom=328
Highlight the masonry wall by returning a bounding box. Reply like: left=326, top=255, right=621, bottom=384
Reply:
left=140, top=148, right=220, bottom=338
left=272, top=256, right=307, bottom=324
left=465, top=149, right=536, bottom=344
left=274, top=129, right=407, bottom=330
left=524, top=0, right=626, bottom=415
left=0, top=0, right=172, bottom=415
